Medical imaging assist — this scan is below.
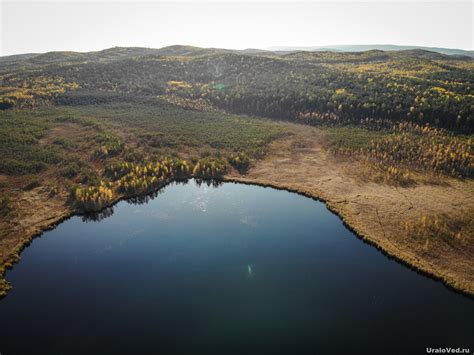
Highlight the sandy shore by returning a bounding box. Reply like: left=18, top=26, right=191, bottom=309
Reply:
left=1, top=124, right=473, bottom=298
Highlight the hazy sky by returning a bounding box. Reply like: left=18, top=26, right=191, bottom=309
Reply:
left=1, top=0, right=472, bottom=56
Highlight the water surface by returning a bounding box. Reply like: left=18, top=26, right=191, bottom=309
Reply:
left=0, top=180, right=472, bottom=355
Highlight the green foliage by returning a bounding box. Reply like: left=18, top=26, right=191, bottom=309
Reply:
left=114, top=158, right=190, bottom=195
left=0, top=194, right=13, bottom=216
left=53, top=115, right=101, bottom=130
left=75, top=103, right=286, bottom=153
left=323, top=126, right=386, bottom=151
left=0, top=76, right=79, bottom=109
left=23, top=179, right=41, bottom=190
left=0, top=110, right=61, bottom=174
left=0, top=104, right=285, bottom=178
left=93, top=133, right=124, bottom=159
left=328, top=123, right=473, bottom=181
left=364, top=123, right=473, bottom=178
left=79, top=168, right=100, bottom=185
left=228, top=152, right=251, bottom=173
left=52, top=137, right=77, bottom=150
left=73, top=157, right=192, bottom=212
left=3, top=48, right=471, bottom=132
left=73, top=180, right=114, bottom=212
left=192, top=157, right=228, bottom=178
left=61, top=162, right=81, bottom=178
left=122, top=147, right=145, bottom=163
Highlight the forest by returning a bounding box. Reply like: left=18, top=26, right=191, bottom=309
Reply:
left=1, top=46, right=473, bottom=133
left=0, top=46, right=473, bottom=213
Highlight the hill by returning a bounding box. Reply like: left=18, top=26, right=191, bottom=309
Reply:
left=269, top=44, right=474, bottom=57
left=0, top=45, right=473, bottom=133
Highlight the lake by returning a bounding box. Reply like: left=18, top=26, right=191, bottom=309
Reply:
left=0, top=180, right=472, bottom=355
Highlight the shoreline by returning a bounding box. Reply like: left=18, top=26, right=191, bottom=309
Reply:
left=1, top=175, right=473, bottom=299
left=224, top=176, right=474, bottom=299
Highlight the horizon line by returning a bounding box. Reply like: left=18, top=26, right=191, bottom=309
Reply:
left=1, top=43, right=473, bottom=58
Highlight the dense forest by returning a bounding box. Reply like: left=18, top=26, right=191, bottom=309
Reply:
left=1, top=46, right=473, bottom=133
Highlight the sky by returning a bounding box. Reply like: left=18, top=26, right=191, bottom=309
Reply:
left=0, top=0, right=472, bottom=56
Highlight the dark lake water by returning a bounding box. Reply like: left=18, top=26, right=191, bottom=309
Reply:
left=0, top=180, right=473, bottom=355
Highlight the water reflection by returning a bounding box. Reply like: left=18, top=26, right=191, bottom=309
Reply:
left=81, top=179, right=223, bottom=222
left=81, top=206, right=115, bottom=222
left=194, top=178, right=223, bottom=188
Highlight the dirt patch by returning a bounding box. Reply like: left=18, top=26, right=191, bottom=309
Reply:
left=0, top=187, right=71, bottom=296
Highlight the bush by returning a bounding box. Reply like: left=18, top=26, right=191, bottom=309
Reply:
left=73, top=180, right=114, bottom=212
left=192, top=157, right=227, bottom=178
left=228, top=152, right=250, bottom=173
left=0, top=194, right=13, bottom=216
left=404, top=209, right=473, bottom=247
left=93, top=133, right=124, bottom=159
left=61, top=162, right=81, bottom=178
left=23, top=180, right=41, bottom=190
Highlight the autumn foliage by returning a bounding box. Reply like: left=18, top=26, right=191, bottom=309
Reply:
left=73, top=156, right=230, bottom=212
left=404, top=209, right=473, bottom=251
left=74, top=180, right=114, bottom=212
left=364, top=122, right=472, bottom=178
left=192, top=157, right=227, bottom=178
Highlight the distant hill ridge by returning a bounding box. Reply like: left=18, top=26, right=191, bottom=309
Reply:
left=268, top=44, right=474, bottom=57
left=1, top=44, right=473, bottom=64
left=0, top=46, right=267, bottom=64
